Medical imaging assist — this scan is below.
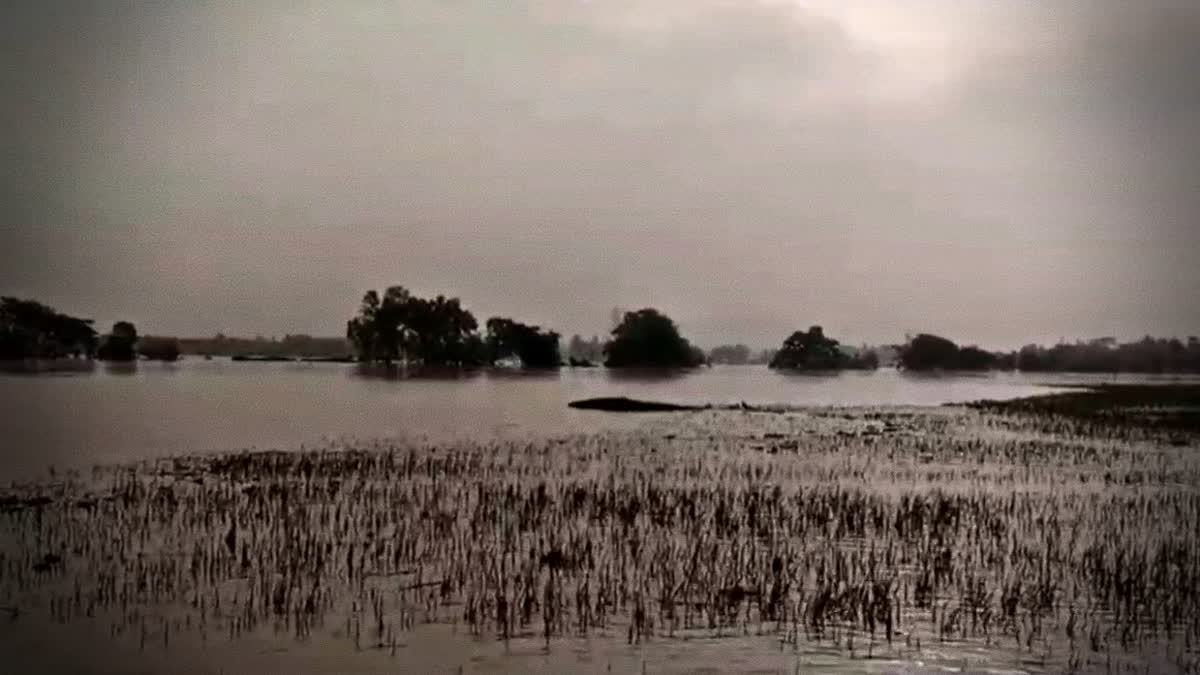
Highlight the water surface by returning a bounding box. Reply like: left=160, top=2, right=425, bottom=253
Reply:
left=0, top=361, right=1186, bottom=480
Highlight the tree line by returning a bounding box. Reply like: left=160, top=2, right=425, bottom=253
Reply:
left=345, top=287, right=564, bottom=368
left=176, top=334, right=352, bottom=359
left=1010, top=337, right=1200, bottom=374
left=343, top=287, right=706, bottom=369
left=4, top=293, right=1199, bottom=373
left=706, top=344, right=778, bottom=366
left=889, top=333, right=1200, bottom=374
left=0, top=297, right=179, bottom=363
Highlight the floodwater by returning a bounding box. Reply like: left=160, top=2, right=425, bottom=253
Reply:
left=0, top=361, right=1188, bottom=482
left=2, top=407, right=1196, bottom=674
left=2, top=364, right=1198, bottom=674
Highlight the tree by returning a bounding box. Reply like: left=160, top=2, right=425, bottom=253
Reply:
left=899, top=334, right=960, bottom=371
left=98, top=321, right=138, bottom=361
left=405, top=295, right=481, bottom=366
left=486, top=317, right=561, bottom=368
left=138, top=336, right=181, bottom=361
left=768, top=326, right=877, bottom=370
left=769, top=326, right=846, bottom=370
left=993, top=351, right=1018, bottom=371
left=603, top=309, right=704, bottom=368
left=956, top=345, right=996, bottom=370
left=0, top=297, right=97, bottom=359
left=347, top=287, right=486, bottom=367
left=1011, top=336, right=1200, bottom=374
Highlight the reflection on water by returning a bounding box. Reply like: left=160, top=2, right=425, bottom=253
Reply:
left=599, top=367, right=695, bottom=382
left=351, top=363, right=486, bottom=381
left=0, top=361, right=1193, bottom=481
left=101, top=362, right=141, bottom=376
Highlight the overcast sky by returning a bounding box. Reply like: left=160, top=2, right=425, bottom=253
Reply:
left=3, top=1, right=1198, bottom=350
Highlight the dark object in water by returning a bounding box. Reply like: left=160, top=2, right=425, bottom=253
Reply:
left=299, top=356, right=358, bottom=363
left=567, top=396, right=702, bottom=412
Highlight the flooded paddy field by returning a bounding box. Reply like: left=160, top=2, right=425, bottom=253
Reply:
left=2, top=394, right=1199, bottom=673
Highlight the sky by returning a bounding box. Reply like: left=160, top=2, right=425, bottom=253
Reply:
left=2, top=0, right=1198, bottom=351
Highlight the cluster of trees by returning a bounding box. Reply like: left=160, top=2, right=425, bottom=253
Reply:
left=898, top=334, right=995, bottom=371
left=485, top=318, right=561, bottom=369
left=346, top=290, right=709, bottom=370
left=1, top=297, right=98, bottom=359
left=603, top=309, right=706, bottom=368
left=11, top=292, right=1199, bottom=375
left=346, top=287, right=486, bottom=366
left=1013, top=337, right=1200, bottom=374
left=177, top=334, right=351, bottom=359
left=346, top=286, right=562, bottom=368
left=768, top=326, right=878, bottom=371
left=896, top=333, right=1200, bottom=374
left=95, top=323, right=182, bottom=362
left=137, top=336, right=182, bottom=361
left=0, top=297, right=182, bottom=363
left=96, top=321, right=139, bottom=361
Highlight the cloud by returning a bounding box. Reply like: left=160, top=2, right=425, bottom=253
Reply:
left=2, top=1, right=1197, bottom=348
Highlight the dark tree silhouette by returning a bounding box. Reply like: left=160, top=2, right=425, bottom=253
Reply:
left=895, top=333, right=1200, bottom=373
left=0, top=297, right=98, bottom=359
left=348, top=287, right=408, bottom=365
left=769, top=326, right=877, bottom=370
left=603, top=309, right=704, bottom=368
left=898, top=334, right=960, bottom=371
left=770, top=326, right=842, bottom=370
left=956, top=345, right=996, bottom=371
left=486, top=318, right=561, bottom=368
left=138, top=336, right=181, bottom=361
left=1015, top=336, right=1200, bottom=374
left=898, top=334, right=994, bottom=371
left=346, top=286, right=486, bottom=367
left=98, top=321, right=139, bottom=361
left=173, top=334, right=350, bottom=359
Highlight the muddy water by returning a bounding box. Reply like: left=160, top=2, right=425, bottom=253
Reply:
left=1, top=361, right=1166, bottom=481
left=2, top=408, right=1197, bottom=674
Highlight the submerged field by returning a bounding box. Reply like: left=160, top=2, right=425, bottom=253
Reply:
left=2, top=389, right=1199, bottom=673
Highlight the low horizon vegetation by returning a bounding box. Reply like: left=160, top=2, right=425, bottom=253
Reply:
left=3, top=293, right=1199, bottom=373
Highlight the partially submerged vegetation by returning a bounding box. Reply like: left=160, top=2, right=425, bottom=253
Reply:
left=602, top=309, right=706, bottom=368
left=0, top=296, right=98, bottom=360
left=7, top=293, right=1200, bottom=374
left=968, top=384, right=1200, bottom=433
left=567, top=396, right=704, bottom=412
left=2, top=400, right=1197, bottom=673
left=769, top=326, right=877, bottom=371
